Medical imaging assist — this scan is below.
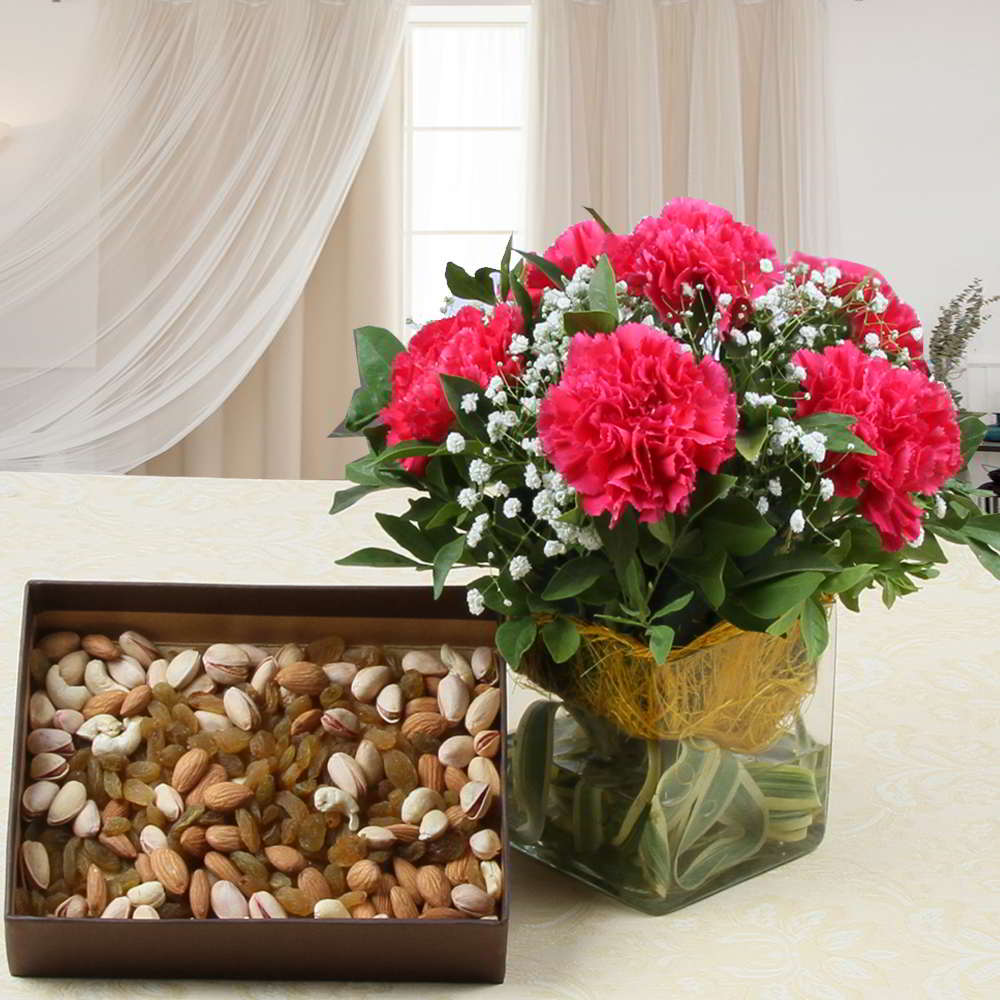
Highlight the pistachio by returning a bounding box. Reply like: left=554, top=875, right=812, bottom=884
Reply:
left=47, top=779, right=87, bottom=825
left=28, top=691, right=56, bottom=729
left=249, top=890, right=287, bottom=918
left=106, top=655, right=146, bottom=690
left=350, top=664, right=394, bottom=703
left=193, top=710, right=230, bottom=732
left=354, top=738, right=384, bottom=784
left=470, top=828, right=502, bottom=861
left=51, top=709, right=85, bottom=734
left=465, top=687, right=501, bottom=735
left=30, top=752, right=69, bottom=781
left=481, top=859, right=503, bottom=900
left=132, top=904, right=160, bottom=919
left=100, top=896, right=132, bottom=919
left=203, top=643, right=250, bottom=686
left=154, top=783, right=184, bottom=822
left=72, top=799, right=101, bottom=838
left=437, top=673, right=471, bottom=723
left=438, top=734, right=476, bottom=769
left=321, top=707, right=360, bottom=738
left=471, top=646, right=497, bottom=683
left=313, top=898, right=351, bottom=919
left=468, top=756, right=501, bottom=797
left=451, top=882, right=494, bottom=917
left=223, top=686, right=261, bottom=731
left=327, top=752, right=368, bottom=800
left=250, top=656, right=277, bottom=694
left=21, top=780, right=60, bottom=819
left=57, top=649, right=90, bottom=684
left=55, top=894, right=88, bottom=918
left=21, top=841, right=50, bottom=889
left=275, top=643, right=304, bottom=668
left=237, top=643, right=269, bottom=666
left=210, top=879, right=249, bottom=918
left=473, top=729, right=501, bottom=758
left=401, top=650, right=447, bottom=677
left=165, top=649, right=202, bottom=690
left=401, top=787, right=444, bottom=824
left=38, top=631, right=81, bottom=660
left=26, top=728, right=74, bottom=756
left=139, top=824, right=168, bottom=854
left=376, top=683, right=404, bottom=724
left=118, top=630, right=160, bottom=668
left=418, top=809, right=449, bottom=841
left=441, top=644, right=476, bottom=687
left=127, top=880, right=166, bottom=908
left=146, top=658, right=168, bottom=688
left=322, top=661, right=358, bottom=687
left=459, top=781, right=493, bottom=820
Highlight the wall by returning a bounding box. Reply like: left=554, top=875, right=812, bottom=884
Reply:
left=827, top=0, right=1000, bottom=415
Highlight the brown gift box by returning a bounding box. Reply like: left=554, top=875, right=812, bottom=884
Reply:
left=5, top=581, right=508, bottom=982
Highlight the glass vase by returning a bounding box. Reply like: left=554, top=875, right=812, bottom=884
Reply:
left=507, top=612, right=836, bottom=915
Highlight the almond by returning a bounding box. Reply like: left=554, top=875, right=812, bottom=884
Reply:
left=203, top=851, right=242, bottom=884
left=444, top=766, right=469, bottom=793
left=275, top=661, right=327, bottom=696
left=446, top=804, right=477, bottom=835
left=150, top=847, right=189, bottom=895
left=82, top=690, right=126, bottom=719
left=189, top=868, right=210, bottom=919
left=401, top=711, right=449, bottom=740
left=99, top=832, right=137, bottom=859
left=417, top=754, right=445, bottom=793
left=404, top=696, right=439, bottom=718
left=205, top=825, right=243, bottom=853
left=135, top=852, right=155, bottom=883
left=351, top=901, right=377, bottom=918
left=415, top=864, right=451, bottom=907
left=179, top=825, right=209, bottom=859
left=86, top=863, right=107, bottom=916
left=264, top=845, right=306, bottom=874
left=82, top=634, right=120, bottom=660
left=346, top=859, right=381, bottom=894
left=419, top=906, right=467, bottom=920
left=389, top=886, right=419, bottom=918
left=386, top=823, right=420, bottom=843
left=171, top=747, right=210, bottom=793
left=290, top=708, right=322, bottom=737
left=120, top=684, right=153, bottom=717
left=202, top=781, right=254, bottom=812
left=186, top=762, right=227, bottom=806
left=445, top=854, right=484, bottom=887
left=297, top=866, right=331, bottom=904
left=392, top=857, right=421, bottom=902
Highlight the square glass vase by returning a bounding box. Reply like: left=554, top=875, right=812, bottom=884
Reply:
left=507, top=613, right=835, bottom=915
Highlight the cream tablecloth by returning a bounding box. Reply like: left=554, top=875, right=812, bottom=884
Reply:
left=0, top=472, right=997, bottom=999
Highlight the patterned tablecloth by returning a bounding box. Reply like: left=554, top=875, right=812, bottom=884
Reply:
left=0, top=472, right=996, bottom=999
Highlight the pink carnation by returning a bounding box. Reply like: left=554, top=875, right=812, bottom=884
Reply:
left=794, top=341, right=961, bottom=550
left=521, top=220, right=607, bottom=304
left=539, top=323, right=739, bottom=523
left=791, top=252, right=925, bottom=364
left=381, top=305, right=523, bottom=474
left=606, top=198, right=780, bottom=332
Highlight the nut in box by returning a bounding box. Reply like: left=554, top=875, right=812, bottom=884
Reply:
left=5, top=582, right=508, bottom=982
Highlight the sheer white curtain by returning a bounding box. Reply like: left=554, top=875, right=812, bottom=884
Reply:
left=528, top=0, right=835, bottom=256
left=0, top=0, right=405, bottom=474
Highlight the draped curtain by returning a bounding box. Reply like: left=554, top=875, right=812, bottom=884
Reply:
left=0, top=0, right=405, bottom=474
left=527, top=0, right=835, bottom=257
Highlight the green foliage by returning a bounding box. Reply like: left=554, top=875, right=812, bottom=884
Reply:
left=445, top=262, right=497, bottom=305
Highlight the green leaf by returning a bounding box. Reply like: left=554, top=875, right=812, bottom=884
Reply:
left=444, top=262, right=497, bottom=305
left=329, top=484, right=380, bottom=515
left=372, top=440, right=441, bottom=463
left=541, top=618, right=581, bottom=664
left=958, top=411, right=988, bottom=466
left=496, top=616, right=538, bottom=670
left=963, top=514, right=1000, bottom=549
left=587, top=254, right=619, bottom=322
left=563, top=310, right=618, bottom=335
left=676, top=546, right=727, bottom=608
left=647, top=625, right=675, bottom=665
left=510, top=274, right=535, bottom=331
left=512, top=700, right=558, bottom=841
left=796, top=411, right=877, bottom=455
left=375, top=513, right=438, bottom=563
left=650, top=591, right=694, bottom=621
left=432, top=536, right=466, bottom=599
left=337, top=385, right=381, bottom=435
left=737, top=571, right=826, bottom=619
left=968, top=538, right=1000, bottom=581
left=800, top=597, right=829, bottom=662
left=438, top=372, right=487, bottom=436
left=514, top=249, right=565, bottom=288
left=499, top=235, right=513, bottom=302
left=905, top=529, right=947, bottom=564
left=425, top=501, right=462, bottom=531
left=823, top=563, right=876, bottom=593
left=354, top=326, right=405, bottom=409
left=702, top=497, right=776, bottom=556
left=765, top=602, right=804, bottom=637
left=647, top=516, right=675, bottom=548
left=335, top=548, right=429, bottom=569
left=583, top=205, right=613, bottom=234
left=734, top=423, right=770, bottom=463
left=738, top=551, right=841, bottom=587
left=541, top=556, right=609, bottom=601
left=686, top=473, right=738, bottom=521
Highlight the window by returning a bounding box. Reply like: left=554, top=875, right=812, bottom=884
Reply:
left=404, top=3, right=530, bottom=332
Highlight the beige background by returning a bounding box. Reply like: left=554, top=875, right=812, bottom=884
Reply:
left=0, top=471, right=997, bottom=998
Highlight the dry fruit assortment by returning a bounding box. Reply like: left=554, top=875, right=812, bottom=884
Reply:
left=16, top=629, right=503, bottom=920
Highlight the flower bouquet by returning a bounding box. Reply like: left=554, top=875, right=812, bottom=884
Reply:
left=331, top=198, right=999, bottom=913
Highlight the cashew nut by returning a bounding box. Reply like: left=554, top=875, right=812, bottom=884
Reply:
left=84, top=658, right=128, bottom=696
left=92, top=717, right=143, bottom=757
left=313, top=786, right=360, bottom=830
left=107, top=655, right=146, bottom=690
left=76, top=714, right=123, bottom=742
left=57, top=650, right=89, bottom=685
left=45, top=664, right=89, bottom=711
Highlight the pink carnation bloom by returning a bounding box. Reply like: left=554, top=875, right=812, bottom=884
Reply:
left=606, top=198, right=781, bottom=332
left=521, top=219, right=607, bottom=304
left=539, top=323, right=739, bottom=523
left=791, top=252, right=925, bottom=365
left=381, top=304, right=523, bottom=474
left=794, top=341, right=961, bottom=550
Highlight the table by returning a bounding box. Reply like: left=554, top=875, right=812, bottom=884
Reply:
left=1, top=472, right=997, bottom=999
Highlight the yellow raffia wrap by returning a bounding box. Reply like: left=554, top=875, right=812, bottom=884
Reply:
left=523, top=616, right=817, bottom=754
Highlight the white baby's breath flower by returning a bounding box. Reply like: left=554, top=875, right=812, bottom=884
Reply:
left=934, top=494, right=948, bottom=519
left=508, top=335, right=530, bottom=355
left=502, top=498, right=522, bottom=519
left=486, top=412, right=506, bottom=442
left=509, top=555, right=532, bottom=581
left=789, top=364, right=807, bottom=381
left=768, top=478, right=783, bottom=497
left=577, top=525, right=602, bottom=551
left=819, top=478, right=835, bottom=501
left=522, top=396, right=540, bottom=416
left=756, top=497, right=770, bottom=515
left=872, top=292, right=889, bottom=314
left=524, top=463, right=542, bottom=489
left=864, top=333, right=880, bottom=349
left=466, top=513, right=489, bottom=547
left=823, top=265, right=841, bottom=289
left=521, top=437, right=543, bottom=456
left=458, top=488, right=479, bottom=510
left=731, top=331, right=749, bottom=347
left=800, top=431, right=827, bottom=463
left=908, top=527, right=926, bottom=548
left=759, top=258, right=775, bottom=274
left=483, top=480, right=510, bottom=499
left=910, top=326, right=924, bottom=342
left=829, top=296, right=843, bottom=308
left=789, top=509, right=806, bottom=534
left=445, top=432, right=465, bottom=454
left=485, top=375, right=505, bottom=399
left=543, top=540, right=566, bottom=558
left=460, top=393, right=478, bottom=413
left=681, top=282, right=695, bottom=298
left=467, top=588, right=485, bottom=616
left=469, top=459, right=492, bottom=485
left=717, top=292, right=733, bottom=307
left=871, top=349, right=888, bottom=360
left=746, top=330, right=762, bottom=345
